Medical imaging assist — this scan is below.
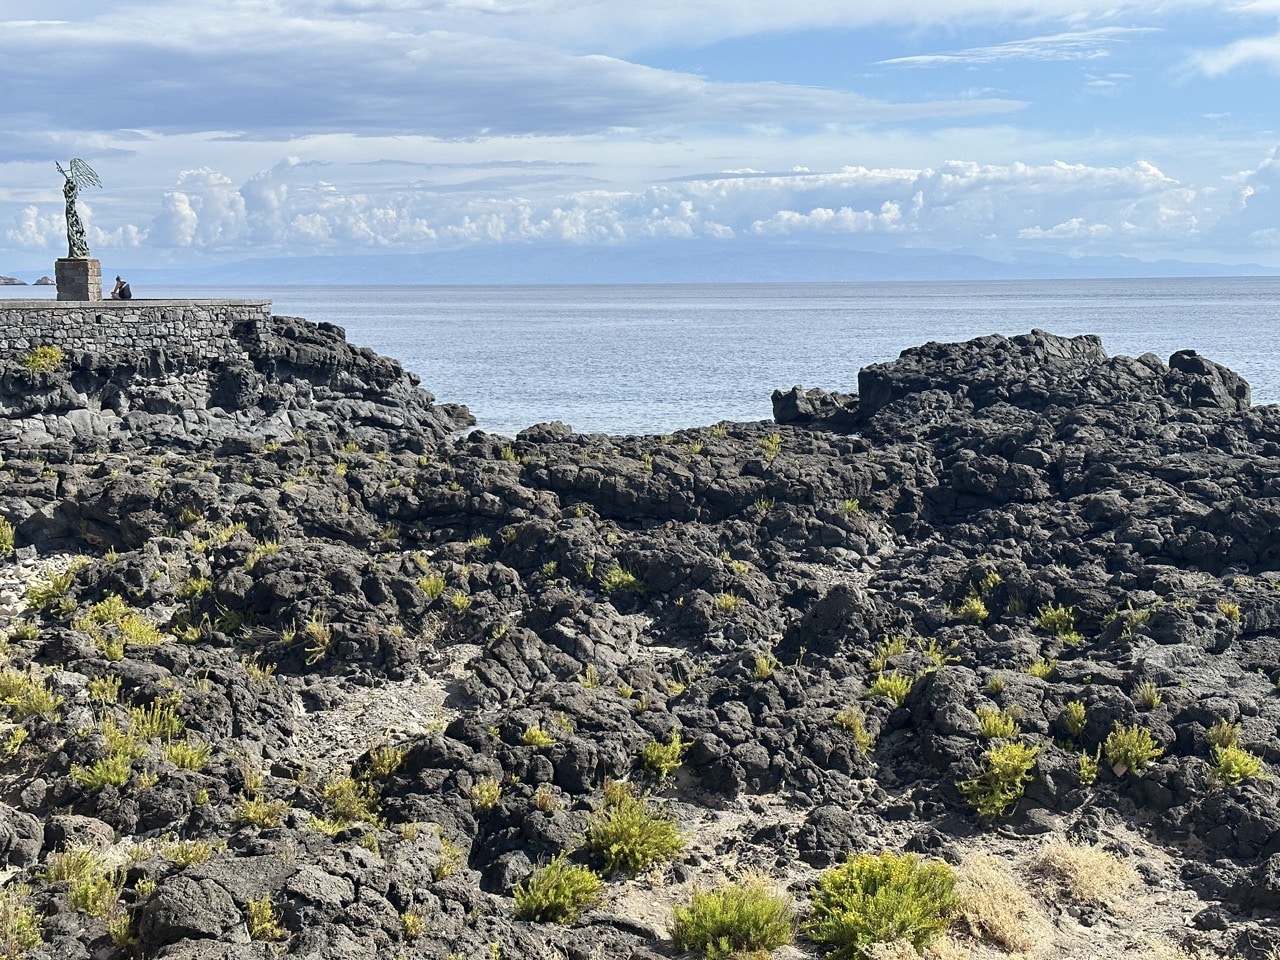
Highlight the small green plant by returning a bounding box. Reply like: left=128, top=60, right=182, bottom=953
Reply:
left=585, top=784, right=685, bottom=874
left=1060, top=700, right=1087, bottom=738
left=866, top=670, right=912, bottom=706
left=804, top=851, right=957, bottom=959
left=418, top=573, right=446, bottom=601
left=1217, top=598, right=1243, bottom=624
left=1036, top=603, right=1079, bottom=640
left=1078, top=747, right=1101, bottom=786
left=712, top=592, right=740, bottom=614
left=130, top=696, right=184, bottom=740
left=448, top=590, right=472, bottom=612
left=246, top=894, right=284, bottom=941
left=578, top=664, right=601, bottom=688
left=1206, top=719, right=1240, bottom=749
left=752, top=653, right=779, bottom=680
left=958, top=740, right=1039, bottom=820
left=956, top=592, right=989, bottom=625
left=985, top=673, right=1006, bottom=694
left=322, top=775, right=381, bottom=827
left=841, top=498, right=861, bottom=515
left=1214, top=744, right=1264, bottom=785
left=0, top=669, right=63, bottom=720
left=401, top=911, right=425, bottom=940
left=432, top=833, right=463, bottom=880
left=161, top=839, right=214, bottom=867
left=522, top=726, right=555, bottom=748
left=27, top=559, right=86, bottom=616
left=758, top=432, right=783, bottom=462
left=0, top=883, right=42, bottom=958
left=599, top=566, right=642, bottom=593
left=87, top=673, right=122, bottom=703
left=303, top=612, right=333, bottom=666
left=513, top=855, right=603, bottom=923
left=641, top=731, right=688, bottom=780
left=1104, top=723, right=1163, bottom=776
left=470, top=777, right=502, bottom=811
left=834, top=707, right=876, bottom=754
left=671, top=878, right=795, bottom=960
left=0, top=518, right=13, bottom=557
left=22, top=345, right=64, bottom=372
left=1133, top=680, right=1163, bottom=711
left=868, top=635, right=907, bottom=673
left=1026, top=658, right=1056, bottom=680
left=976, top=706, right=1019, bottom=740
left=162, top=737, right=210, bottom=771
left=367, top=744, right=408, bottom=778
left=235, top=794, right=289, bottom=828
left=70, top=752, right=132, bottom=791
left=244, top=539, right=281, bottom=571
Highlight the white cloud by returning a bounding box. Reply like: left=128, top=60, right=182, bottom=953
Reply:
left=1193, top=31, right=1280, bottom=75
left=880, top=27, right=1158, bottom=67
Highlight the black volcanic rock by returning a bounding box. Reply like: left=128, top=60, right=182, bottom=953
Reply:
left=0, top=321, right=1274, bottom=959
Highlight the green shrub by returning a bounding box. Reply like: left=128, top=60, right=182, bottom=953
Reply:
left=1214, top=744, right=1264, bottom=785
left=235, top=795, right=288, bottom=828
left=1062, top=701, right=1087, bottom=738
left=804, top=851, right=956, bottom=960
left=955, top=592, right=989, bottom=625
left=521, top=726, right=555, bottom=748
left=1103, top=723, right=1163, bottom=775
left=513, top=855, right=602, bottom=923
left=585, top=785, right=684, bottom=874
left=1133, top=680, right=1163, bottom=710
left=1026, top=658, right=1056, bottom=680
left=976, top=706, right=1019, bottom=740
left=641, top=731, right=688, bottom=780
left=0, top=883, right=42, bottom=959
left=865, top=671, right=912, bottom=706
left=470, top=777, right=502, bottom=811
left=0, top=669, right=63, bottom=720
left=957, top=741, right=1039, bottom=820
left=834, top=707, right=876, bottom=753
left=1217, top=598, right=1243, bottom=623
left=1206, top=719, right=1239, bottom=749
left=671, top=878, right=794, bottom=959
left=0, top=518, right=13, bottom=557
left=246, top=894, right=284, bottom=941
left=1078, top=747, right=1100, bottom=786
left=22, top=345, right=64, bottom=372
left=599, top=567, right=642, bottom=593
left=70, top=753, right=132, bottom=791
left=1036, top=603, right=1080, bottom=642
left=162, top=738, right=211, bottom=771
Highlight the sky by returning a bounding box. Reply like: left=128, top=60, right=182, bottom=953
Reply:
left=3, top=0, right=1280, bottom=275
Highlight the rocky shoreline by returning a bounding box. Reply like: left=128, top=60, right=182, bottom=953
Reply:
left=0, top=316, right=1276, bottom=959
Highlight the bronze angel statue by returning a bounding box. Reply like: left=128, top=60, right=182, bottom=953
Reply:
left=56, top=159, right=101, bottom=259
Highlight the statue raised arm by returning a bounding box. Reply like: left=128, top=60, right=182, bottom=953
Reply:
left=56, top=159, right=101, bottom=259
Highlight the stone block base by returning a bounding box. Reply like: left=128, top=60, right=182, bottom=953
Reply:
left=55, top=258, right=101, bottom=301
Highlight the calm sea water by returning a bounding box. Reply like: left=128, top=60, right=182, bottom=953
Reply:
left=6, top=279, right=1279, bottom=436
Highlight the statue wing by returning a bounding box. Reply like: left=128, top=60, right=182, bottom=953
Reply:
left=67, top=158, right=102, bottom=189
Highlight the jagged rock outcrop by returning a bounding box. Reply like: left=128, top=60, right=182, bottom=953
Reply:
left=0, top=324, right=1276, bottom=959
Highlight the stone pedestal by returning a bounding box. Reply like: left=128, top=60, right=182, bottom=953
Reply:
left=55, top=258, right=101, bottom=301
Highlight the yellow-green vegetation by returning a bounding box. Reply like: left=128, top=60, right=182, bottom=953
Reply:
left=432, top=833, right=463, bottom=881
left=868, top=635, right=906, bottom=673
left=640, top=730, right=688, bottom=780
left=321, top=775, right=382, bottom=828
left=162, top=738, right=211, bottom=771
left=447, top=590, right=472, bottom=612
left=1062, top=700, right=1087, bottom=738
left=521, top=726, right=555, bottom=748
left=1217, top=598, right=1243, bottom=624
left=865, top=670, right=912, bottom=706
left=161, top=839, right=214, bottom=867
left=418, top=573, right=447, bottom=601
left=1036, top=603, right=1082, bottom=643
left=191, top=520, right=246, bottom=554
left=44, top=847, right=123, bottom=921
left=976, top=706, right=1019, bottom=740
left=1026, top=658, right=1056, bottom=680
left=958, top=741, right=1039, bottom=821
left=401, top=911, right=425, bottom=940
left=22, top=345, right=64, bottom=372
left=513, top=855, right=603, bottom=923
left=955, top=592, right=989, bottom=625
left=751, top=653, right=778, bottom=680
left=0, top=668, right=62, bottom=721
left=1, top=729, right=27, bottom=763
left=599, top=566, right=642, bottom=593
left=1134, top=680, right=1163, bottom=711
left=671, top=878, right=795, bottom=960
left=0, top=518, right=13, bottom=557
left=915, top=636, right=957, bottom=672
left=0, top=883, right=42, bottom=959
left=834, top=707, right=876, bottom=754
left=585, top=782, right=685, bottom=874
left=244, top=539, right=281, bottom=571
left=712, top=592, right=740, bottom=614
left=758, top=432, right=783, bottom=462
left=1206, top=719, right=1240, bottom=749
left=302, top=612, right=332, bottom=666
left=236, top=795, right=289, bottom=828
left=1078, top=747, right=1101, bottom=786
left=804, top=851, right=957, bottom=960
left=87, top=673, right=122, bottom=703
left=74, top=593, right=166, bottom=660
left=246, top=894, right=284, bottom=941
left=366, top=744, right=408, bottom=778
left=1214, top=744, right=1264, bottom=785
left=1104, top=723, right=1163, bottom=775
left=26, top=559, right=87, bottom=616
left=470, top=777, right=502, bottom=811
left=70, top=752, right=132, bottom=792
left=130, top=696, right=184, bottom=740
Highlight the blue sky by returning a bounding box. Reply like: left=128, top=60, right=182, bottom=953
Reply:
left=3, top=1, right=1280, bottom=274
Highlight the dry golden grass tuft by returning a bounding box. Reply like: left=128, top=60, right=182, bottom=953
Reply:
left=953, top=852, right=1049, bottom=952
left=868, top=938, right=972, bottom=960
left=1033, top=838, right=1139, bottom=904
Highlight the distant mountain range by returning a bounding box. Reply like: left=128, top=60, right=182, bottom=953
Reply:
left=9, top=241, right=1280, bottom=285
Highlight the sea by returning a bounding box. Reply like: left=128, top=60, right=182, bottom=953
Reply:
left=5, top=278, right=1279, bottom=436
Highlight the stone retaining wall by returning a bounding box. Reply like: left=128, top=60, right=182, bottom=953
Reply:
left=0, top=300, right=271, bottom=361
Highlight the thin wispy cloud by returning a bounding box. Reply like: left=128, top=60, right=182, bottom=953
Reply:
left=879, top=27, right=1160, bottom=67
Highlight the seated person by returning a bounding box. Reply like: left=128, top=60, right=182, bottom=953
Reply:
left=110, top=276, right=132, bottom=300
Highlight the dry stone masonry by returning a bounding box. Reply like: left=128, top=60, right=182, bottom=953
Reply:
left=0, top=299, right=271, bottom=362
